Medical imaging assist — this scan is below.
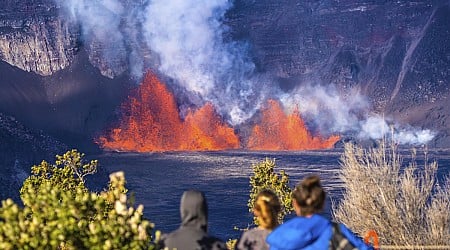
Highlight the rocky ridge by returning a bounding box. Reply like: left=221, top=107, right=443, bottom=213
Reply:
left=0, top=0, right=78, bottom=76
left=0, top=0, right=132, bottom=78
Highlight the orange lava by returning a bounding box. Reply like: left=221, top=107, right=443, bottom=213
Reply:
left=97, top=72, right=240, bottom=152
left=246, top=99, right=340, bottom=150
left=97, top=72, right=340, bottom=152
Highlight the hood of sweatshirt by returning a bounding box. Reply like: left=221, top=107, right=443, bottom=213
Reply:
left=179, top=189, right=208, bottom=232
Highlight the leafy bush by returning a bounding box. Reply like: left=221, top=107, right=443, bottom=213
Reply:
left=248, top=158, right=293, bottom=225
left=0, top=150, right=155, bottom=249
left=334, top=141, right=450, bottom=246
left=226, top=158, right=293, bottom=249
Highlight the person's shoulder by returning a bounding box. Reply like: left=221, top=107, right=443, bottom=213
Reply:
left=158, top=229, right=179, bottom=241
left=156, top=229, right=185, bottom=249
left=338, top=224, right=375, bottom=250
left=267, top=218, right=313, bottom=248
left=267, top=215, right=333, bottom=249
left=243, top=227, right=271, bottom=240
left=236, top=228, right=270, bottom=250
left=310, top=214, right=330, bottom=223
left=278, top=214, right=329, bottom=229
left=205, top=236, right=227, bottom=250
left=245, top=227, right=270, bottom=234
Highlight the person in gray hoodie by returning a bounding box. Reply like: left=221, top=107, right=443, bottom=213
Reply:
left=158, top=190, right=227, bottom=250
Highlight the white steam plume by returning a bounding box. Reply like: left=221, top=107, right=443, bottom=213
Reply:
left=280, top=83, right=369, bottom=134
left=280, top=83, right=435, bottom=145
left=143, top=0, right=264, bottom=124
left=359, top=116, right=436, bottom=145
left=61, top=0, right=145, bottom=78
left=60, top=0, right=266, bottom=123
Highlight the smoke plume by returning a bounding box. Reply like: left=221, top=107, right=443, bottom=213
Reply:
left=142, top=0, right=265, bottom=124
left=359, top=116, right=435, bottom=145
left=59, top=0, right=435, bottom=145
left=280, top=84, right=435, bottom=145
left=61, top=0, right=146, bottom=78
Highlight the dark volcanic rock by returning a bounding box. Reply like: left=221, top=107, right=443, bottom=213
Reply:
left=0, top=112, right=68, bottom=202
left=226, top=0, right=450, bottom=146
left=0, top=0, right=79, bottom=76
left=0, top=49, right=132, bottom=152
left=0, top=0, right=134, bottom=78
left=0, top=111, right=110, bottom=202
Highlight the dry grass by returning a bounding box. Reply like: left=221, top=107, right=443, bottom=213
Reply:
left=333, top=141, right=450, bottom=246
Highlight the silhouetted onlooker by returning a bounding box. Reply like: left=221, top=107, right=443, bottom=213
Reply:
left=158, top=189, right=227, bottom=250
left=235, top=189, right=281, bottom=250
left=267, top=175, right=374, bottom=250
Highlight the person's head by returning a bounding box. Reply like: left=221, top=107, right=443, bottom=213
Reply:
left=180, top=190, right=208, bottom=231
left=292, top=175, right=326, bottom=216
left=253, top=189, right=281, bottom=230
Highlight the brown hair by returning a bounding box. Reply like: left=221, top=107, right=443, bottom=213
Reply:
left=254, top=189, right=281, bottom=230
left=292, top=175, right=326, bottom=216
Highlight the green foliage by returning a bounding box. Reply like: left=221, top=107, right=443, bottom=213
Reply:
left=248, top=158, right=293, bottom=225
left=20, top=150, right=98, bottom=207
left=0, top=150, right=155, bottom=249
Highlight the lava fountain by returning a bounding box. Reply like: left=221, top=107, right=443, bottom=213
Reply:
left=246, top=100, right=340, bottom=150
left=97, top=72, right=339, bottom=152
left=97, top=72, right=240, bottom=152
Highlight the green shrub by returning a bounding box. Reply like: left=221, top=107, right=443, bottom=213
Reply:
left=20, top=149, right=98, bottom=207
left=226, top=158, right=293, bottom=249
left=334, top=141, right=450, bottom=246
left=248, top=158, right=293, bottom=225
left=0, top=150, right=155, bottom=249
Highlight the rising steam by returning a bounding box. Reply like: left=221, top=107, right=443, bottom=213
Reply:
left=59, top=0, right=435, bottom=146
left=143, top=0, right=265, bottom=124
left=281, top=84, right=435, bottom=145
left=359, top=116, right=435, bottom=145
left=62, top=0, right=145, bottom=77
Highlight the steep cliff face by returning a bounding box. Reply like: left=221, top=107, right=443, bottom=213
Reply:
left=0, top=0, right=79, bottom=76
left=226, top=1, right=446, bottom=108
left=0, top=0, right=130, bottom=78
left=388, top=4, right=450, bottom=146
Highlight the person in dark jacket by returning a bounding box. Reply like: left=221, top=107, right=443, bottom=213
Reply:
left=266, top=175, right=374, bottom=250
left=235, top=189, right=281, bottom=250
left=158, top=189, right=227, bottom=250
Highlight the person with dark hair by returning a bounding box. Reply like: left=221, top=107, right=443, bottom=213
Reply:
left=235, top=189, right=281, bottom=250
left=266, top=175, right=374, bottom=250
left=158, top=189, right=227, bottom=250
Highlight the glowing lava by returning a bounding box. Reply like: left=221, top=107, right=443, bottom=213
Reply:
left=246, top=100, right=340, bottom=150
left=97, top=72, right=240, bottom=152
left=97, top=72, right=340, bottom=152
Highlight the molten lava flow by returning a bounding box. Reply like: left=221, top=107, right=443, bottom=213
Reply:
left=97, top=72, right=339, bottom=152
left=97, top=72, right=239, bottom=152
left=182, top=103, right=240, bottom=150
left=247, top=100, right=340, bottom=150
